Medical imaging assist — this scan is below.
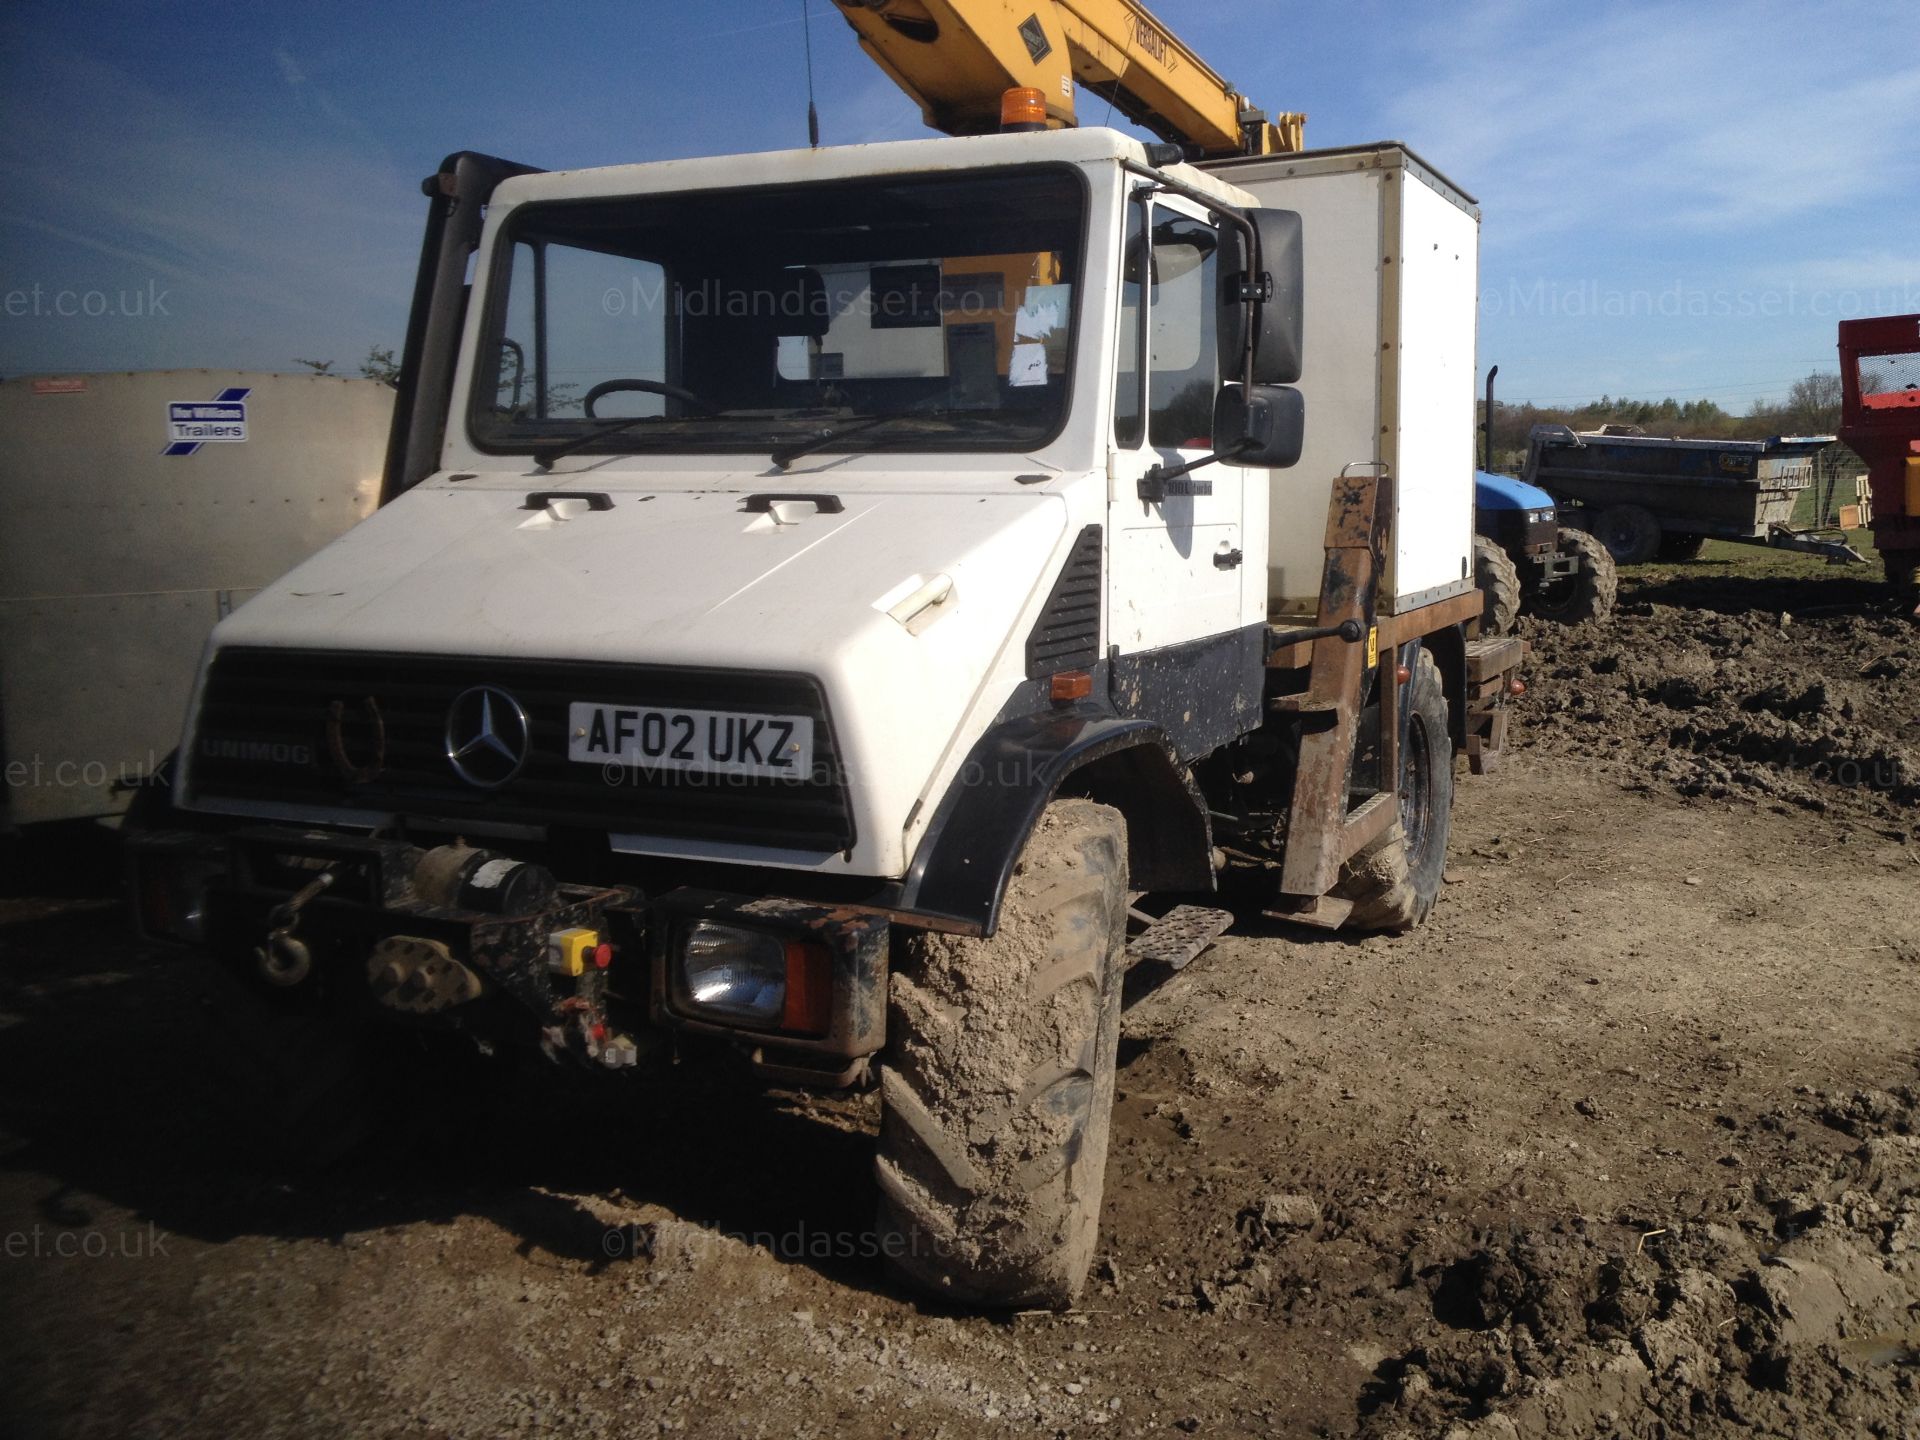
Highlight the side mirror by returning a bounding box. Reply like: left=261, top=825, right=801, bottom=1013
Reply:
left=1217, top=210, right=1303, bottom=386
left=1136, top=382, right=1304, bottom=502
left=1214, top=383, right=1305, bottom=469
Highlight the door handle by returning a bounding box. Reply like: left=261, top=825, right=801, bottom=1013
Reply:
left=1213, top=546, right=1244, bottom=570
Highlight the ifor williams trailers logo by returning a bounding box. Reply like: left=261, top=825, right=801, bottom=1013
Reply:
left=163, top=386, right=249, bottom=455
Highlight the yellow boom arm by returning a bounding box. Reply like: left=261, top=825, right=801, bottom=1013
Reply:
left=831, top=0, right=1304, bottom=157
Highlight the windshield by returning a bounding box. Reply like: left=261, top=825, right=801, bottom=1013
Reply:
left=468, top=167, right=1085, bottom=459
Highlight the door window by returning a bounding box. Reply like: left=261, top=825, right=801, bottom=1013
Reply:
left=1115, top=202, right=1221, bottom=450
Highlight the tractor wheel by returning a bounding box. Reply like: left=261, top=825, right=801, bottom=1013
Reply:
left=1657, top=532, right=1709, bottom=562
left=875, top=799, right=1128, bottom=1309
left=1472, top=535, right=1522, bottom=636
left=1331, top=649, right=1453, bottom=933
left=1591, top=504, right=1663, bottom=565
left=1527, top=526, right=1617, bottom=625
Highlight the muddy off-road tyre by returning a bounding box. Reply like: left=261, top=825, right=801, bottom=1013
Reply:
left=1330, top=649, right=1453, bottom=933
left=875, top=799, right=1128, bottom=1309
left=1527, top=526, right=1617, bottom=625
left=1657, top=531, right=1709, bottom=562
left=1472, top=535, right=1522, bottom=636
left=1591, top=503, right=1662, bottom=566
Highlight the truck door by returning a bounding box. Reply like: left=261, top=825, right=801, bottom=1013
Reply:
left=1106, top=193, right=1253, bottom=662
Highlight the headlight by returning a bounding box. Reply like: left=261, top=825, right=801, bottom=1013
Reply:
left=1529, top=508, right=1554, bottom=524
left=128, top=840, right=225, bottom=945
left=677, top=921, right=788, bottom=1024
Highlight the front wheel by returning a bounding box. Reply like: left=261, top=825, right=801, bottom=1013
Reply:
left=1330, top=649, right=1453, bottom=932
left=1472, top=535, right=1522, bottom=636
left=1527, top=526, right=1617, bottom=625
left=875, top=799, right=1128, bottom=1308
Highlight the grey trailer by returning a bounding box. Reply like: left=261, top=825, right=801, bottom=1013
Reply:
left=1, top=370, right=389, bottom=828
left=1523, top=425, right=1863, bottom=565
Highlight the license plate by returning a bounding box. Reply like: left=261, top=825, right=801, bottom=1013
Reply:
left=567, top=703, right=815, bottom=779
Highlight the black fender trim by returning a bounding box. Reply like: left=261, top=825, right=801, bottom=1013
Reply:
left=899, top=709, right=1212, bottom=937
left=1109, top=622, right=1268, bottom=761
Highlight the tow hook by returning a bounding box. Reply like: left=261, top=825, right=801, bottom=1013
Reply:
left=254, top=870, right=335, bottom=988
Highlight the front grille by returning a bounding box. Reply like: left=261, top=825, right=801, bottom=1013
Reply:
left=188, top=649, right=855, bottom=853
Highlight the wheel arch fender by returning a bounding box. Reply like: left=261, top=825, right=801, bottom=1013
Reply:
left=899, top=711, right=1213, bottom=937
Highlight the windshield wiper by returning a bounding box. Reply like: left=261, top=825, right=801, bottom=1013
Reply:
left=531, top=406, right=1004, bottom=471
left=532, top=414, right=677, bottom=470
left=768, top=408, right=968, bottom=470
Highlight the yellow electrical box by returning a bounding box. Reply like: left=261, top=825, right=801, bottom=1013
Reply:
left=548, top=927, right=599, bottom=978
left=1905, top=456, right=1920, bottom=514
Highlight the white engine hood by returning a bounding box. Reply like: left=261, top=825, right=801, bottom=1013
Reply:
left=191, top=470, right=1074, bottom=877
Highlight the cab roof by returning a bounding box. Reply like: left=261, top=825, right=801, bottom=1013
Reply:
left=493, top=127, right=1256, bottom=211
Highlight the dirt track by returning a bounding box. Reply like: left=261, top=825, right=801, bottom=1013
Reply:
left=1, top=559, right=1916, bottom=1439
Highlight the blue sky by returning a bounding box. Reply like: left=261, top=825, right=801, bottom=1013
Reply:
left=2, top=0, right=1916, bottom=407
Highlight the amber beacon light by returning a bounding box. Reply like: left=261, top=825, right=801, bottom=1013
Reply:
left=1000, top=86, right=1049, bottom=132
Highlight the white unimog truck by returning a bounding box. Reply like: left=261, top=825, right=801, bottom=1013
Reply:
left=129, top=130, right=1522, bottom=1306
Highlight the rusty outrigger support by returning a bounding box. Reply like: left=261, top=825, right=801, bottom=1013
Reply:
left=1273, top=470, right=1397, bottom=909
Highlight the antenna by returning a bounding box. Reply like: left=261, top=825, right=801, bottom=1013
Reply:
left=802, top=1, right=821, bottom=147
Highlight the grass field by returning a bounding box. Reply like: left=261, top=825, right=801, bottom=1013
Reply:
left=1635, top=527, right=1881, bottom=585
left=1619, top=464, right=1884, bottom=588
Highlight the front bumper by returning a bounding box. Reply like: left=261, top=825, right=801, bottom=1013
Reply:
left=128, top=824, right=890, bottom=1085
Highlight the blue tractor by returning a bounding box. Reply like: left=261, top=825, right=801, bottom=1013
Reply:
left=1475, top=368, right=1616, bottom=634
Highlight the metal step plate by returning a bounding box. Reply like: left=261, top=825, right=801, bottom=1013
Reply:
left=1126, top=904, right=1234, bottom=971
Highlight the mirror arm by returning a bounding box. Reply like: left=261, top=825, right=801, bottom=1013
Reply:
left=1137, top=440, right=1255, bottom=503
left=1229, top=273, right=1274, bottom=304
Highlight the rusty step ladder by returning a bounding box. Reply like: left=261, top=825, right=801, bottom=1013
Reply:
left=1267, top=470, right=1400, bottom=930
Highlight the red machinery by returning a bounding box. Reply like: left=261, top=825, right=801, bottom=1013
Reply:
left=1838, top=313, right=1920, bottom=616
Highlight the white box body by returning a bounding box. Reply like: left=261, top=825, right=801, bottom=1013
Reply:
left=1204, top=144, right=1481, bottom=615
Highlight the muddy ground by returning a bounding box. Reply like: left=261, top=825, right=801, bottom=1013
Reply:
left=1, top=554, right=1916, bottom=1439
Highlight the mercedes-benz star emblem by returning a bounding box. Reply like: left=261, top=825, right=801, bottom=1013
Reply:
left=444, top=685, right=531, bottom=788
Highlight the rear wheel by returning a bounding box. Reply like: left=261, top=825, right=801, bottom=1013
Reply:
left=1472, top=535, right=1522, bottom=636
left=1527, top=526, right=1617, bottom=625
left=1657, top=532, right=1709, bottom=562
left=1592, top=504, right=1662, bottom=565
left=875, top=799, right=1128, bottom=1308
left=1331, top=649, right=1453, bottom=932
